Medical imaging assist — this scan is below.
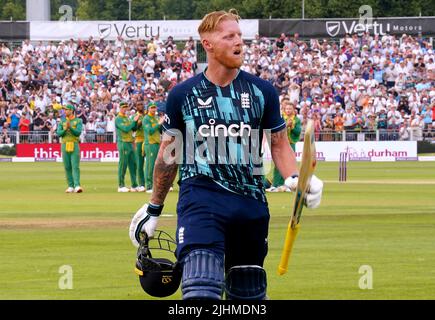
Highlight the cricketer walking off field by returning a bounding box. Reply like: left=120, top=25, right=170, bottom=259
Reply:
left=129, top=9, right=323, bottom=300
left=56, top=104, right=83, bottom=193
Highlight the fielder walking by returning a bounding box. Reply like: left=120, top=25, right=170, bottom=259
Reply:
left=130, top=9, right=323, bottom=300
left=57, top=104, right=83, bottom=193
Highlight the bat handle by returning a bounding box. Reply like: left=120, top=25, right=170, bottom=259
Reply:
left=277, top=222, right=301, bottom=276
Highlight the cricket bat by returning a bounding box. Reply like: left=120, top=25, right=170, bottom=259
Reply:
left=278, top=119, right=317, bottom=276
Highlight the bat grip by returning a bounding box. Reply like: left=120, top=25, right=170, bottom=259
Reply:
left=277, top=223, right=300, bottom=275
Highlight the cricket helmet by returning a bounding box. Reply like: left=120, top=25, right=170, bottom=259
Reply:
left=134, top=230, right=181, bottom=297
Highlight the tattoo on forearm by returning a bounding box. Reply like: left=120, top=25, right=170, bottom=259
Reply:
left=150, top=159, right=177, bottom=205
left=150, top=137, right=179, bottom=205
left=271, top=128, right=288, bottom=145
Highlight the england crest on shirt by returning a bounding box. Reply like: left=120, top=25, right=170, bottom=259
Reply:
left=241, top=92, right=250, bottom=108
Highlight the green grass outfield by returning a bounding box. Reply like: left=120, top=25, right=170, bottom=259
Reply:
left=0, top=161, right=435, bottom=300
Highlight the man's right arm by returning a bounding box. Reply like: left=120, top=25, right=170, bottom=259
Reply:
left=115, top=116, right=135, bottom=133
left=128, top=131, right=180, bottom=245
left=149, top=83, right=184, bottom=206
left=56, top=121, right=66, bottom=137
left=150, top=134, right=179, bottom=206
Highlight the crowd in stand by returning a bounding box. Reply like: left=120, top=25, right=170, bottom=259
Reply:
left=241, top=32, right=434, bottom=141
left=0, top=35, right=197, bottom=143
left=0, top=31, right=434, bottom=144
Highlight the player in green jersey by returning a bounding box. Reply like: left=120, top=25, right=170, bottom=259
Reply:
left=115, top=102, right=139, bottom=192
left=142, top=102, right=164, bottom=193
left=133, top=100, right=147, bottom=192
left=56, top=104, right=83, bottom=193
left=267, top=100, right=302, bottom=192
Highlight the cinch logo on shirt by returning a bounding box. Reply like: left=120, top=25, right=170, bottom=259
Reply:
left=198, top=119, right=252, bottom=137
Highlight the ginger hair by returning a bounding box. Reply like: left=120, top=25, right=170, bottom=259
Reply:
left=198, top=9, right=240, bottom=36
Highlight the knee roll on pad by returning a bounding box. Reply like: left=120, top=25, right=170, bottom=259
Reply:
left=225, top=265, right=267, bottom=300
left=181, top=249, right=224, bottom=300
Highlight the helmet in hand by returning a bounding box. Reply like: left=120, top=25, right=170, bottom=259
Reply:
left=134, top=230, right=181, bottom=297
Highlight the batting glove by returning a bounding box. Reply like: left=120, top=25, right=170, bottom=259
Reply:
left=284, top=174, right=324, bottom=209
left=129, top=203, right=164, bottom=247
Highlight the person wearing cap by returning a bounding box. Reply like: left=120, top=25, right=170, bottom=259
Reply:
left=133, top=101, right=147, bottom=192
left=142, top=102, right=164, bottom=193
left=56, top=104, right=83, bottom=193
left=115, top=102, right=139, bottom=192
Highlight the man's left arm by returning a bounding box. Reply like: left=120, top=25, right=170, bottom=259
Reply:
left=264, top=84, right=323, bottom=208
left=273, top=127, right=323, bottom=208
